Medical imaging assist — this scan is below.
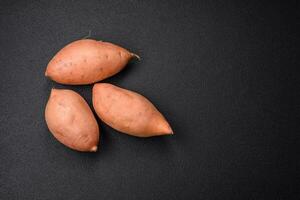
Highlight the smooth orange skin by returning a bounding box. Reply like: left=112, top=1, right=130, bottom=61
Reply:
left=45, top=39, right=136, bottom=85
left=45, top=89, right=99, bottom=152
left=92, top=83, right=173, bottom=137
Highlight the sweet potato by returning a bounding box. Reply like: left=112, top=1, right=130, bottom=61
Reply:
left=92, top=83, right=173, bottom=137
left=45, top=39, right=139, bottom=85
left=45, top=89, right=99, bottom=152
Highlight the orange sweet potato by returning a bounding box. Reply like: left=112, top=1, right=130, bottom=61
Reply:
left=45, top=39, right=139, bottom=85
left=92, top=83, right=173, bottom=137
left=45, top=89, right=99, bottom=152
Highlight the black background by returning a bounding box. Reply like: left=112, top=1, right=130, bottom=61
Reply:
left=0, top=0, right=299, bottom=199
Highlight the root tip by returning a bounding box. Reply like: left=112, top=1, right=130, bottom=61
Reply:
left=90, top=146, right=98, bottom=152
left=131, top=53, right=141, bottom=60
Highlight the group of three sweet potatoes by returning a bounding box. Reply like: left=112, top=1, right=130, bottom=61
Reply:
left=45, top=39, right=173, bottom=152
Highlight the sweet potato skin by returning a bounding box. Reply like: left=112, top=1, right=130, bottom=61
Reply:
left=45, top=89, right=99, bottom=152
left=92, top=83, right=173, bottom=137
left=45, top=39, right=136, bottom=85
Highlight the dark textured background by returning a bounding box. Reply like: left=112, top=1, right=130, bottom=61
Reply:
left=0, top=0, right=299, bottom=199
